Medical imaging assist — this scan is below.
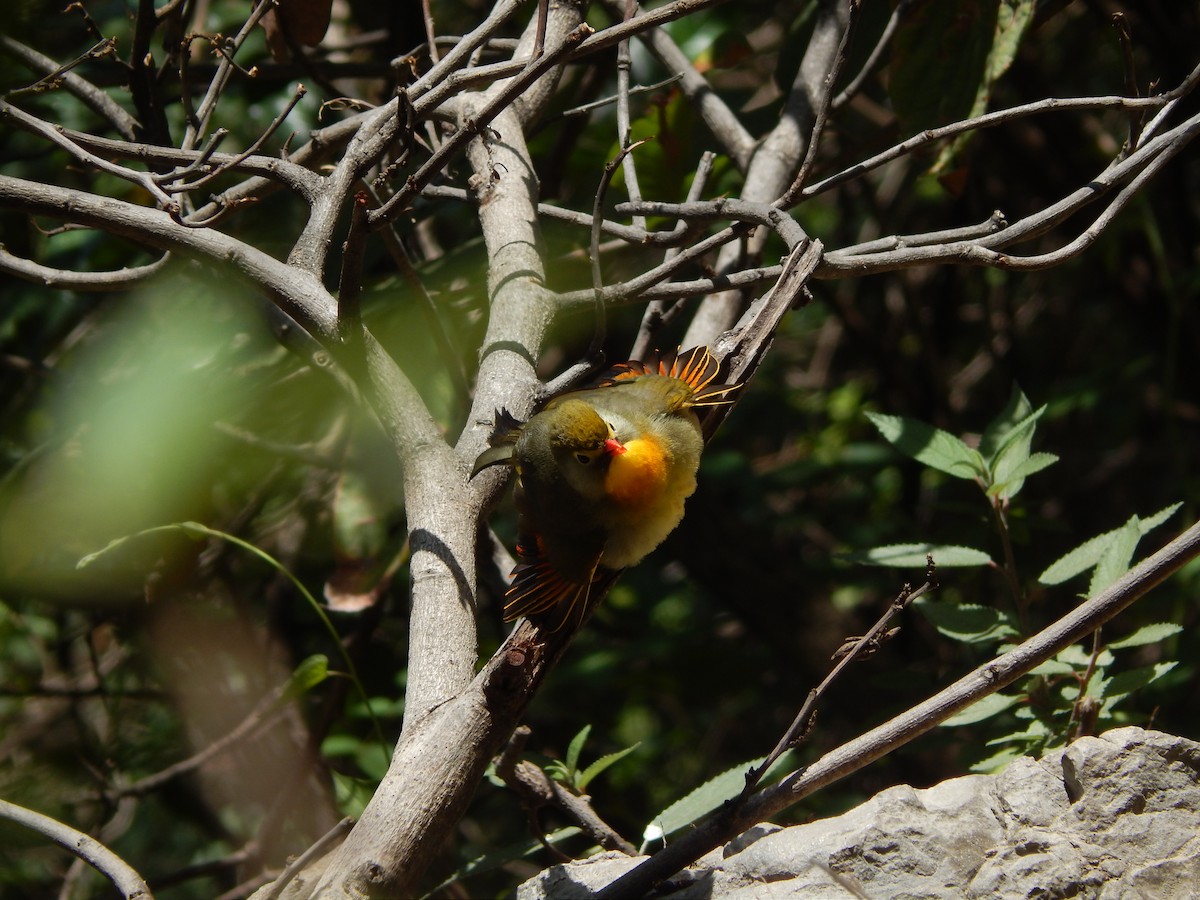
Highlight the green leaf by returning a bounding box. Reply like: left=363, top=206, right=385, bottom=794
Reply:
left=576, top=742, right=641, bottom=794
left=1088, top=517, right=1140, bottom=597
left=865, top=412, right=985, bottom=479
left=988, top=405, right=1047, bottom=499
left=643, top=752, right=794, bottom=846
left=968, top=745, right=1025, bottom=774
left=1056, top=644, right=1114, bottom=669
left=1103, top=661, right=1177, bottom=702
left=890, top=1, right=998, bottom=134
left=942, top=692, right=1021, bottom=727
left=915, top=598, right=1018, bottom=644
left=1028, top=659, right=1076, bottom=677
left=1038, top=503, right=1181, bottom=585
left=283, top=654, right=330, bottom=702
left=564, top=724, right=591, bottom=777
left=1136, top=502, right=1184, bottom=535
left=979, top=386, right=1033, bottom=461
left=984, top=719, right=1051, bottom=746
left=1107, top=623, right=1183, bottom=650
left=987, top=452, right=1058, bottom=498
left=846, top=543, right=993, bottom=568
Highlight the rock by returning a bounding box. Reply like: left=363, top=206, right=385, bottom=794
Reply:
left=516, top=727, right=1200, bottom=899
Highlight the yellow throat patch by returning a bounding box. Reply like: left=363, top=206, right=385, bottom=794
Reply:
left=604, top=435, right=669, bottom=507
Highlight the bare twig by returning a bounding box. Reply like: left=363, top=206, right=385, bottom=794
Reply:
left=0, top=35, right=137, bottom=139
left=743, top=569, right=936, bottom=799
left=600, top=0, right=754, bottom=168
left=831, top=0, right=911, bottom=110
left=494, top=727, right=638, bottom=856
left=588, top=139, right=653, bottom=359
left=615, top=198, right=808, bottom=249
left=0, top=101, right=180, bottom=215
left=800, top=62, right=1200, bottom=201
left=0, top=247, right=170, bottom=290
left=370, top=23, right=595, bottom=228
left=261, top=817, right=354, bottom=900
left=0, top=799, right=152, bottom=899
left=778, top=0, right=862, bottom=207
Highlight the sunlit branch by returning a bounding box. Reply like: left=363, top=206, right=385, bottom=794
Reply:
left=0, top=800, right=152, bottom=900
left=0, top=247, right=171, bottom=291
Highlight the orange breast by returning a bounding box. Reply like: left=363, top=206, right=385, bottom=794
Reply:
left=604, top=435, right=669, bottom=507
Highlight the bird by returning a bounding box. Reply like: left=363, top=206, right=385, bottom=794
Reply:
left=472, top=345, right=739, bottom=630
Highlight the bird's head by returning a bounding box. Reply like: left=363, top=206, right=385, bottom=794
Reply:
left=546, top=399, right=626, bottom=498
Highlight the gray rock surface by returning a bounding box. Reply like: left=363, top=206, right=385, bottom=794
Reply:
left=517, top=727, right=1200, bottom=899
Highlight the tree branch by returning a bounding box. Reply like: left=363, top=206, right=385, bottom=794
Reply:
left=0, top=799, right=152, bottom=899
left=596, top=518, right=1200, bottom=898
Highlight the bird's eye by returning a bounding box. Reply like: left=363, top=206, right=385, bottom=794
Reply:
left=575, top=453, right=592, bottom=465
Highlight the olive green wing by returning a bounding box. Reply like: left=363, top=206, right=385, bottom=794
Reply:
left=471, top=409, right=524, bottom=476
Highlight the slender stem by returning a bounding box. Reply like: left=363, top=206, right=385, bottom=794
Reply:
left=0, top=800, right=152, bottom=899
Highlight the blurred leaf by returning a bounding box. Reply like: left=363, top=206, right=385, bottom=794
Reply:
left=1028, top=658, right=1076, bottom=677
left=941, top=692, right=1021, bottom=727
left=1056, top=644, right=1114, bottom=669
left=891, top=1, right=998, bottom=134
left=421, top=827, right=582, bottom=900
left=845, top=543, right=992, bottom=567
left=865, top=412, right=985, bottom=479
left=1107, top=623, right=1183, bottom=650
left=968, top=745, right=1025, bottom=774
left=283, top=654, right=330, bottom=702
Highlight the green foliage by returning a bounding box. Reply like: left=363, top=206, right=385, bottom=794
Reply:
left=862, top=393, right=1186, bottom=769
left=544, top=724, right=641, bottom=795
left=641, top=750, right=795, bottom=849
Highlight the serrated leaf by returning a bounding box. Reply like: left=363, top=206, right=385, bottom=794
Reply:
left=643, top=752, right=794, bottom=845
left=576, top=741, right=641, bottom=793
left=915, top=598, right=1018, bottom=644
left=847, top=543, right=993, bottom=568
left=1038, top=530, right=1117, bottom=586
left=865, top=412, right=985, bottom=479
left=564, top=724, right=591, bottom=776
left=1038, top=503, right=1182, bottom=586
left=1102, top=662, right=1177, bottom=703
left=1028, top=659, right=1076, bottom=677
left=984, top=719, right=1051, bottom=747
left=942, top=692, right=1021, bottom=727
left=1137, top=502, right=1183, bottom=535
left=1056, top=645, right=1114, bottom=669
left=1088, top=517, right=1140, bottom=597
left=1107, top=623, right=1183, bottom=650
